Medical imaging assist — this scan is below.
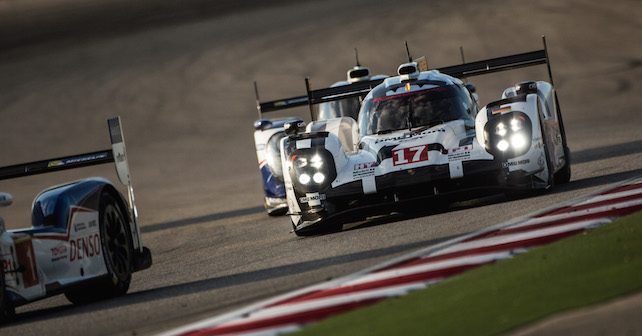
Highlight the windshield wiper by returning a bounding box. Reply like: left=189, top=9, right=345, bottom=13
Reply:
left=376, top=129, right=396, bottom=135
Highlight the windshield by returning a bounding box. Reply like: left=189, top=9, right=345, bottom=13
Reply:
left=315, top=97, right=361, bottom=121
left=359, top=84, right=474, bottom=136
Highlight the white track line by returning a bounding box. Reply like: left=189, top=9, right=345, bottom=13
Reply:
left=346, top=251, right=512, bottom=287
left=432, top=219, right=608, bottom=257
left=574, top=185, right=642, bottom=207
left=215, top=282, right=427, bottom=329
left=233, top=324, right=301, bottom=336
left=508, top=199, right=642, bottom=229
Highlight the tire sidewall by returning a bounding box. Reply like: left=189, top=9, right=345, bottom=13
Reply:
left=99, top=192, right=133, bottom=291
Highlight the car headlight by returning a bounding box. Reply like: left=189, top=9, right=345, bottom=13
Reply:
left=289, top=149, right=336, bottom=192
left=310, top=155, right=323, bottom=169
left=299, top=173, right=311, bottom=185
left=497, top=139, right=510, bottom=152
left=483, top=111, right=532, bottom=158
left=313, top=172, right=325, bottom=184
left=495, top=122, right=507, bottom=137
left=510, top=133, right=527, bottom=150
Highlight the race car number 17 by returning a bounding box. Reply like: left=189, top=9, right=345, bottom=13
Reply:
left=393, top=145, right=428, bottom=166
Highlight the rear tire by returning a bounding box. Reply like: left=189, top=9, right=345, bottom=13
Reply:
left=553, top=92, right=571, bottom=184
left=65, top=192, right=133, bottom=304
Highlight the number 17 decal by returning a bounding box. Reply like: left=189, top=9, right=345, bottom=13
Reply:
left=393, top=145, right=429, bottom=166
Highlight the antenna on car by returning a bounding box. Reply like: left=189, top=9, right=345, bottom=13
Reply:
left=354, top=48, right=361, bottom=66
left=459, top=46, right=468, bottom=83
left=405, top=41, right=412, bottom=62
left=253, top=81, right=262, bottom=119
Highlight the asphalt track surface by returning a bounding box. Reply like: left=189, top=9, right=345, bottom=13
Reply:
left=0, top=0, right=641, bottom=335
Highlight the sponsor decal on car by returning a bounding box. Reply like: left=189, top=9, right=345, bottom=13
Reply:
left=74, top=222, right=87, bottom=232
left=353, top=162, right=378, bottom=179
left=502, top=158, right=531, bottom=168
left=50, top=244, right=68, bottom=262
left=299, top=193, right=326, bottom=206
left=375, top=128, right=446, bottom=144
left=69, top=233, right=101, bottom=262
left=1, top=256, right=13, bottom=273
left=448, top=144, right=473, bottom=161
left=116, top=152, right=126, bottom=163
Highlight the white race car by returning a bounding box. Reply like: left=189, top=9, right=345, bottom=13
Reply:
left=280, top=38, right=571, bottom=235
left=0, top=117, right=151, bottom=322
left=253, top=56, right=386, bottom=215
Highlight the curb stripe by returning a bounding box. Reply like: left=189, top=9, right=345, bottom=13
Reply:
left=159, top=178, right=642, bottom=336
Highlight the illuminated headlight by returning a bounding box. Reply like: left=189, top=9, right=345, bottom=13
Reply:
left=495, top=122, right=507, bottom=137
left=289, top=148, right=337, bottom=192
left=299, top=173, right=311, bottom=185
left=497, top=139, right=509, bottom=151
left=310, top=154, right=323, bottom=169
left=510, top=118, right=522, bottom=131
left=483, top=111, right=533, bottom=158
left=510, top=133, right=527, bottom=150
left=312, top=172, right=325, bottom=184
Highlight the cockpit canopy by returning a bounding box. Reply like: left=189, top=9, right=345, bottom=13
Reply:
left=358, top=82, right=475, bottom=137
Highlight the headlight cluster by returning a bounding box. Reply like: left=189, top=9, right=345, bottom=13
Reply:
left=484, top=111, right=532, bottom=158
left=289, top=149, right=336, bottom=192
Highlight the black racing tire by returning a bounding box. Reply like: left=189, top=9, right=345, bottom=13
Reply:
left=554, top=146, right=572, bottom=185
left=538, top=116, right=556, bottom=190
left=0, top=267, right=16, bottom=324
left=553, top=92, right=571, bottom=184
left=65, top=192, right=133, bottom=304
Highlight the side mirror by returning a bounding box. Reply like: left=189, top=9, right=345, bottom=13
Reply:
left=284, top=120, right=306, bottom=136
left=253, top=119, right=273, bottom=131
left=0, top=192, right=13, bottom=207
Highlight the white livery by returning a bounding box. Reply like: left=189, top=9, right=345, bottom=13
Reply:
left=0, top=117, right=152, bottom=322
left=280, top=38, right=571, bottom=235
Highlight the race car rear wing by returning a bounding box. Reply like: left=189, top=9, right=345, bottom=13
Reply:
left=254, top=37, right=557, bottom=121
left=437, top=36, right=556, bottom=85
left=0, top=117, right=129, bottom=182
left=304, top=77, right=385, bottom=115
left=300, top=36, right=558, bottom=113
left=254, top=78, right=385, bottom=121
left=253, top=81, right=308, bottom=116
left=0, top=117, right=140, bottom=226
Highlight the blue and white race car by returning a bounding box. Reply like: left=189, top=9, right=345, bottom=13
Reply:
left=280, top=38, right=571, bottom=235
left=253, top=59, right=386, bottom=215
left=0, top=117, right=152, bottom=322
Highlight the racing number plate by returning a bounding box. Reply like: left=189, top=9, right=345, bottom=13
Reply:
left=392, top=145, right=429, bottom=166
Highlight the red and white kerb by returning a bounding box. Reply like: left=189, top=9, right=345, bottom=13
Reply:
left=159, top=178, right=642, bottom=336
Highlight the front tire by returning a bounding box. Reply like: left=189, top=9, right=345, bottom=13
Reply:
left=65, top=192, right=133, bottom=304
left=554, top=145, right=571, bottom=185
